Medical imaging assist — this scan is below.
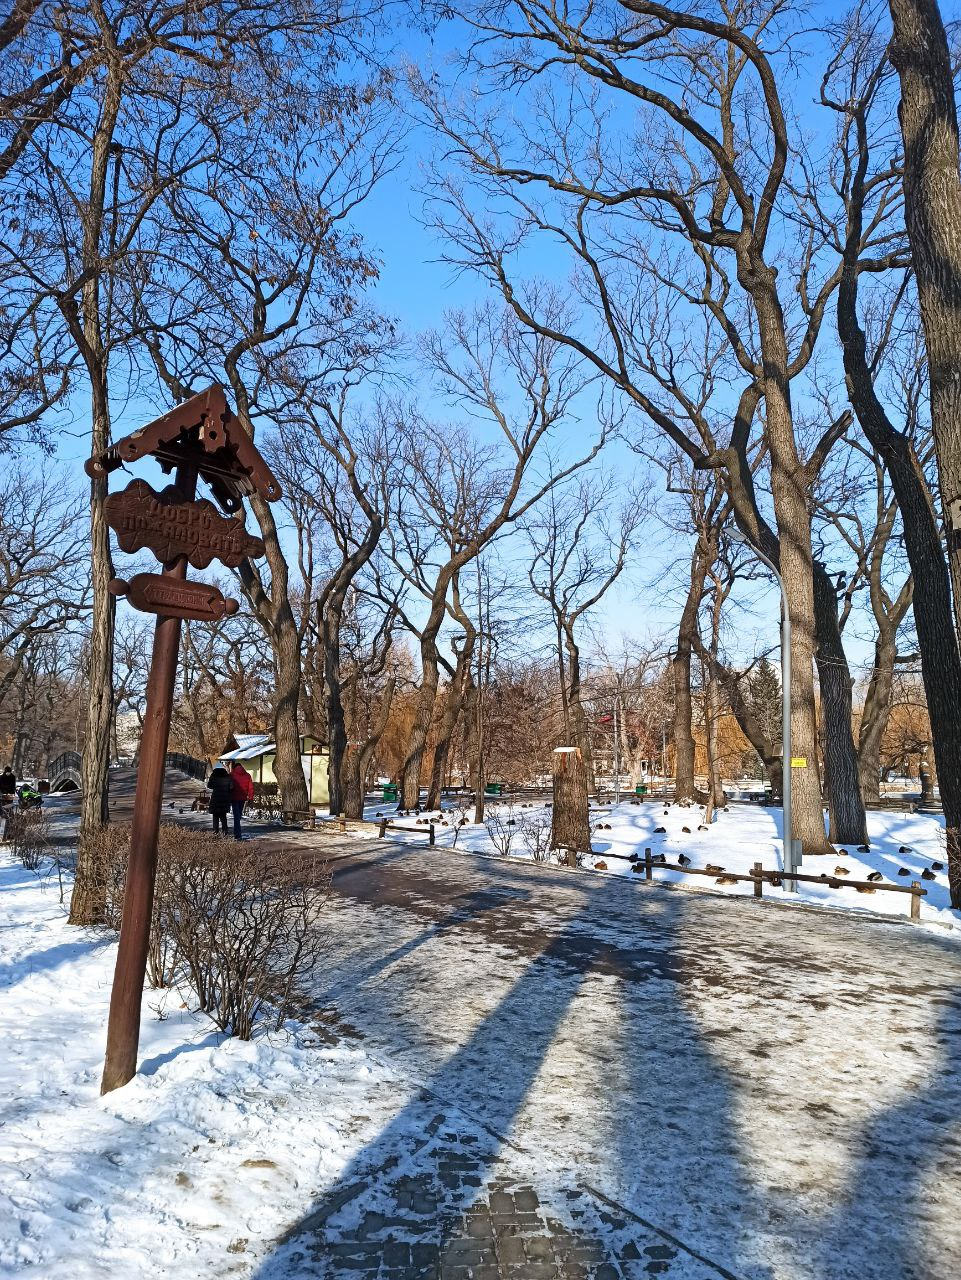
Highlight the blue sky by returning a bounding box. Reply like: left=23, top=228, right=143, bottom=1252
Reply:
left=34, top=0, right=911, bottom=680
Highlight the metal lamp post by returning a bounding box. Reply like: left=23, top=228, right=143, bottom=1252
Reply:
left=728, top=530, right=798, bottom=891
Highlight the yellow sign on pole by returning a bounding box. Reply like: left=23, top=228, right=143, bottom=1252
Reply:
left=790, top=757, right=807, bottom=768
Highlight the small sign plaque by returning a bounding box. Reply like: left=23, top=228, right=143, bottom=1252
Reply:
left=790, top=757, right=808, bottom=768
left=109, top=574, right=239, bottom=622
left=104, top=479, right=265, bottom=568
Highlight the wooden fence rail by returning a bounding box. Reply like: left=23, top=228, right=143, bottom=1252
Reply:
left=378, top=817, right=435, bottom=845
left=637, top=848, right=926, bottom=920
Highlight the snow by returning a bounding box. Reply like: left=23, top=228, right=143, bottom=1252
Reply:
left=323, top=798, right=960, bottom=930
left=2, top=803, right=961, bottom=1277
left=0, top=850, right=406, bottom=1278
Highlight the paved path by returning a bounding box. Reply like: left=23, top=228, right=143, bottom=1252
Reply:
left=258, top=842, right=961, bottom=1280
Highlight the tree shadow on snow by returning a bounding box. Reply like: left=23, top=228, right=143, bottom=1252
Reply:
left=253, top=872, right=771, bottom=1279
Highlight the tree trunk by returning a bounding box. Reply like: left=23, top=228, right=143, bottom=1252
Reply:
left=400, top=642, right=440, bottom=810
left=674, top=540, right=709, bottom=804
left=741, top=266, right=831, bottom=853
left=324, top=626, right=348, bottom=817
left=858, top=634, right=897, bottom=808
left=564, top=625, right=595, bottom=793
left=705, top=676, right=725, bottom=809
left=837, top=116, right=961, bottom=904
left=426, top=645, right=473, bottom=810
left=550, top=746, right=591, bottom=865
left=813, top=562, right=869, bottom=844
left=243, top=494, right=310, bottom=817
left=71, top=53, right=123, bottom=924
left=342, top=676, right=396, bottom=819
left=889, top=0, right=961, bottom=647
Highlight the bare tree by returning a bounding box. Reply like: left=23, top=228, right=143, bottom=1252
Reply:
left=887, top=0, right=961, bottom=642
left=824, top=3, right=961, bottom=900
left=414, top=0, right=866, bottom=851
left=525, top=474, right=646, bottom=790
left=0, top=467, right=88, bottom=711
left=386, top=303, right=609, bottom=809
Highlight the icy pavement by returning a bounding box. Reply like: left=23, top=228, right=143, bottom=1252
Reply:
left=2, top=836, right=961, bottom=1279
left=295, top=843, right=961, bottom=1280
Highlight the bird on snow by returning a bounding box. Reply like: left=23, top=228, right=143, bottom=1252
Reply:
left=897, top=867, right=910, bottom=876
left=654, top=826, right=667, bottom=834
left=681, top=825, right=691, bottom=834
left=899, top=845, right=913, bottom=854
left=867, top=871, right=883, bottom=883
left=856, top=886, right=877, bottom=895
left=921, top=868, right=937, bottom=881
left=857, top=844, right=870, bottom=853
left=705, top=863, right=725, bottom=874
left=677, top=853, right=692, bottom=867
left=932, top=861, right=945, bottom=871
left=834, top=866, right=850, bottom=876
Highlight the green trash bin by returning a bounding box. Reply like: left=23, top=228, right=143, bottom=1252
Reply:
left=635, top=784, right=648, bottom=797
left=383, top=782, right=398, bottom=801
left=484, top=782, right=504, bottom=796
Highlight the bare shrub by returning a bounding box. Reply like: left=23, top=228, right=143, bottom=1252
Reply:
left=74, top=824, right=330, bottom=1037
left=519, top=811, right=554, bottom=862
left=446, top=796, right=473, bottom=847
left=76, top=825, right=131, bottom=930
left=160, top=833, right=331, bottom=1038
left=7, top=807, right=51, bottom=870
left=484, top=803, right=521, bottom=857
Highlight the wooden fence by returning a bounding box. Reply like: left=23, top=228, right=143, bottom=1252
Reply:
left=378, top=816, right=436, bottom=844
left=634, top=848, right=926, bottom=920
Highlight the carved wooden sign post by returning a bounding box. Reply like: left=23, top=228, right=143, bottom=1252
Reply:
left=87, top=385, right=280, bottom=1094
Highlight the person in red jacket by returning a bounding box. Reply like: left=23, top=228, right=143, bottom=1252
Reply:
left=229, top=761, right=255, bottom=840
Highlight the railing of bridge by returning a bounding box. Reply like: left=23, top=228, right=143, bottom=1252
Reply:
left=47, top=750, right=81, bottom=782
left=165, top=752, right=209, bottom=781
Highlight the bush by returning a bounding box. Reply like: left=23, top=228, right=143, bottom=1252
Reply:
left=519, top=811, right=554, bottom=862
left=159, top=831, right=330, bottom=1037
left=6, top=807, right=51, bottom=870
left=484, top=803, right=521, bottom=857
left=80, top=824, right=330, bottom=1038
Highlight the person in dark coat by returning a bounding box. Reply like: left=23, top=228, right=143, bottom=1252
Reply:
left=0, top=767, right=15, bottom=806
left=230, top=761, right=255, bottom=840
left=207, top=766, right=233, bottom=835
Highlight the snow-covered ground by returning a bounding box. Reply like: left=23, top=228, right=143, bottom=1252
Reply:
left=325, top=797, right=959, bottom=929
left=0, top=851, right=407, bottom=1277
left=3, top=817, right=961, bottom=1278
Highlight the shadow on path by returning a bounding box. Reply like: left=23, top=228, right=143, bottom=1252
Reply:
left=254, top=876, right=768, bottom=1279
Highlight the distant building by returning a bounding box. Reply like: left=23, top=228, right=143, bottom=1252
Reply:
left=217, top=732, right=330, bottom=807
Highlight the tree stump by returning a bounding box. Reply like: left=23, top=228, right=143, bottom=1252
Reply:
left=550, top=746, right=591, bottom=866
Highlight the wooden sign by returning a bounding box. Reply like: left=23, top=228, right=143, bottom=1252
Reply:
left=104, top=479, right=265, bottom=569
left=109, top=574, right=239, bottom=621
left=86, top=385, right=282, bottom=510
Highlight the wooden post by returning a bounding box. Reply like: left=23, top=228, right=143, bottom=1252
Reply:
left=338, top=814, right=347, bottom=833
left=101, top=466, right=197, bottom=1095
left=550, top=746, right=591, bottom=867
left=645, top=847, right=653, bottom=882
left=753, top=861, right=764, bottom=899
left=378, top=816, right=388, bottom=838
left=910, top=882, right=922, bottom=920
left=429, top=821, right=435, bottom=846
